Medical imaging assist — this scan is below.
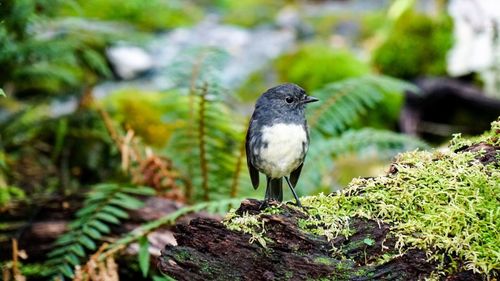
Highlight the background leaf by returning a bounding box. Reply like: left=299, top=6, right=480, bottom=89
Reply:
left=138, top=236, right=151, bottom=277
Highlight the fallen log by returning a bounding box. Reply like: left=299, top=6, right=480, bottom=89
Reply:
left=158, top=120, right=499, bottom=281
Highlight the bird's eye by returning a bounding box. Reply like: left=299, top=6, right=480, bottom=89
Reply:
left=285, top=96, right=294, bottom=103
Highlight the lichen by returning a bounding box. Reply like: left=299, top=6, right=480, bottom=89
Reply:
left=224, top=209, right=274, bottom=247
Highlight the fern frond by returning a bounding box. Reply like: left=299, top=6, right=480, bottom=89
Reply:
left=44, top=183, right=154, bottom=280
left=301, top=129, right=429, bottom=193
left=167, top=47, right=230, bottom=97
left=308, top=75, right=418, bottom=136
left=0, top=1, right=119, bottom=97
left=79, top=197, right=245, bottom=274
left=167, top=95, right=245, bottom=201
left=163, top=48, right=247, bottom=201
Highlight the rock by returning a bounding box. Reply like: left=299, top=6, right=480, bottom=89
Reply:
left=106, top=45, right=154, bottom=80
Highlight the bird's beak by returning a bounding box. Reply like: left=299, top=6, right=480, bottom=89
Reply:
left=303, top=96, right=319, bottom=104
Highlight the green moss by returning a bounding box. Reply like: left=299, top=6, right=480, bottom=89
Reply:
left=300, top=121, right=499, bottom=275
left=224, top=210, right=272, bottom=247
left=284, top=270, right=294, bottom=279
left=313, top=256, right=336, bottom=266
left=372, top=12, right=453, bottom=79
left=449, top=119, right=500, bottom=150
left=174, top=249, right=191, bottom=262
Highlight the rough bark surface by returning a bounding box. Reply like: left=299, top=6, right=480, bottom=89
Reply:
left=158, top=199, right=483, bottom=281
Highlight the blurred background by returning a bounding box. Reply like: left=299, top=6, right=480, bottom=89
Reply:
left=1, top=0, right=499, bottom=280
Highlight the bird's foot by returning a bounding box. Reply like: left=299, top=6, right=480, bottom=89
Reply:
left=259, top=199, right=281, bottom=210
left=286, top=200, right=309, bottom=213
left=258, top=200, right=269, bottom=210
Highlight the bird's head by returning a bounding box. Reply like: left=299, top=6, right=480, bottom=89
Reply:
left=257, top=83, right=319, bottom=118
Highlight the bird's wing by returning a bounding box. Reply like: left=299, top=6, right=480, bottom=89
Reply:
left=289, top=162, right=303, bottom=187
left=246, top=126, right=260, bottom=189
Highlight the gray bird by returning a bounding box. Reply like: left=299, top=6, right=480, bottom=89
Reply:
left=245, top=83, right=319, bottom=207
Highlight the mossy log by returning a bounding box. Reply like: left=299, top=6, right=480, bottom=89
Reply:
left=158, top=199, right=485, bottom=281
left=158, top=125, right=499, bottom=281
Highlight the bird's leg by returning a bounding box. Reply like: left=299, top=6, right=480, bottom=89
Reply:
left=285, top=176, right=302, bottom=208
left=259, top=177, right=271, bottom=210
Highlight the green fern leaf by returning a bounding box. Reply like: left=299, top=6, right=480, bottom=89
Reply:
left=59, top=264, right=74, bottom=278
left=94, top=212, right=120, bottom=224
left=113, top=192, right=145, bottom=209
left=79, top=235, right=97, bottom=250
left=70, top=244, right=86, bottom=257
left=102, top=205, right=130, bottom=219
left=88, top=220, right=111, bottom=234
left=44, top=183, right=154, bottom=279
left=308, top=75, right=418, bottom=136
left=82, top=226, right=102, bottom=239
left=64, top=253, right=80, bottom=266
left=138, top=236, right=150, bottom=277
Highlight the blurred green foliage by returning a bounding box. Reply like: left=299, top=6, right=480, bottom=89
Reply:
left=0, top=106, right=120, bottom=194
left=0, top=185, right=25, bottom=208
left=237, top=43, right=370, bottom=101
left=306, top=11, right=386, bottom=42
left=217, top=0, right=287, bottom=27
left=59, top=0, right=203, bottom=31
left=275, top=43, right=371, bottom=92
left=104, top=90, right=182, bottom=147
left=372, top=12, right=453, bottom=79
left=0, top=0, right=112, bottom=98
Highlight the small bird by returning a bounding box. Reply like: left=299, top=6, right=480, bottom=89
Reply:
left=245, top=83, right=318, bottom=207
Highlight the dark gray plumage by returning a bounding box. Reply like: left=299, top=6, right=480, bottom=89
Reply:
left=245, top=83, right=318, bottom=206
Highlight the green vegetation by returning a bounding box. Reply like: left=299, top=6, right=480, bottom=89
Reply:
left=58, top=0, right=202, bottom=31
left=0, top=0, right=113, bottom=97
left=372, top=11, right=453, bottom=79
left=45, top=183, right=155, bottom=279
left=217, top=0, right=287, bottom=28
left=275, top=43, right=371, bottom=93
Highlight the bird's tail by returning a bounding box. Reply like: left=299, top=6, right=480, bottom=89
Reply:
left=265, top=177, right=283, bottom=202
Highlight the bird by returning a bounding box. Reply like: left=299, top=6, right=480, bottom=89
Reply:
left=245, top=83, right=318, bottom=207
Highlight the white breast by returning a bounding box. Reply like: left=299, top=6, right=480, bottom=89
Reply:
left=258, top=123, right=307, bottom=178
